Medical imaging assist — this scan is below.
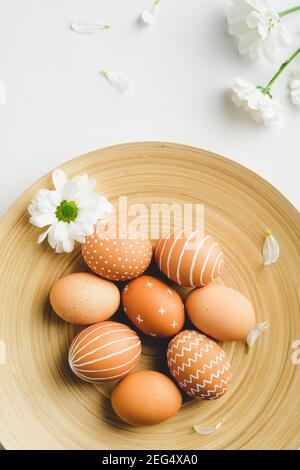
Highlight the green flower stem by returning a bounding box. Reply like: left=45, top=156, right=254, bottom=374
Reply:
left=279, top=5, right=300, bottom=17
left=263, top=47, right=300, bottom=95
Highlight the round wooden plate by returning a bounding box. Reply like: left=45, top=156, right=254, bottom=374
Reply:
left=0, top=142, right=299, bottom=450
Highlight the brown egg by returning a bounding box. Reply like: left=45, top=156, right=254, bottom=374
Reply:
left=167, top=330, right=231, bottom=400
left=122, top=275, right=185, bottom=338
left=82, top=223, right=152, bottom=281
left=155, top=228, right=224, bottom=287
left=69, top=321, right=141, bottom=383
left=185, top=284, right=256, bottom=341
left=50, top=272, right=120, bottom=325
left=111, top=370, right=182, bottom=426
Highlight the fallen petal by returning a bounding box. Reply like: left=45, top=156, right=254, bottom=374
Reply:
left=71, top=17, right=110, bottom=34
left=247, top=322, right=268, bottom=351
left=141, top=1, right=160, bottom=25
left=263, top=231, right=280, bottom=265
left=0, top=79, right=6, bottom=104
left=100, top=69, right=130, bottom=92
left=193, top=418, right=225, bottom=435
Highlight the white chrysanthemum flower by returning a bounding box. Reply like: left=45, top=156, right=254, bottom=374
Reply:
left=227, top=0, right=291, bottom=62
left=232, top=78, right=282, bottom=126
left=289, top=70, right=300, bottom=105
left=28, top=169, right=112, bottom=253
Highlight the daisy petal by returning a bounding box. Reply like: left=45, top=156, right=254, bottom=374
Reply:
left=62, top=236, right=75, bottom=253
left=37, top=227, right=51, bottom=244
left=247, top=322, right=268, bottom=351
left=71, top=17, right=110, bottom=34
left=141, top=1, right=160, bottom=25
left=194, top=419, right=225, bottom=435
left=30, top=213, right=57, bottom=228
left=54, top=221, right=70, bottom=242
left=96, top=196, right=113, bottom=220
left=100, top=69, right=131, bottom=92
left=62, top=181, right=80, bottom=201
left=52, top=169, right=67, bottom=192
left=55, top=241, right=65, bottom=254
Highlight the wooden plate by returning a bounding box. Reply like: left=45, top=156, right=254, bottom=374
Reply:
left=0, top=142, right=299, bottom=450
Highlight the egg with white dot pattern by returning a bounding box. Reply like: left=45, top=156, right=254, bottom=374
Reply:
left=122, top=275, right=185, bottom=338
left=82, top=223, right=153, bottom=281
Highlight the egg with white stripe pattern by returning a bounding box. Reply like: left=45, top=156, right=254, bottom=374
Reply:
left=155, top=228, right=224, bottom=287
left=68, top=321, right=141, bottom=383
left=167, top=330, right=231, bottom=400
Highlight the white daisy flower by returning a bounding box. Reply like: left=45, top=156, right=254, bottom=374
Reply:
left=226, top=0, right=291, bottom=62
left=232, top=78, right=282, bottom=126
left=289, top=70, right=300, bottom=106
left=28, top=169, right=112, bottom=253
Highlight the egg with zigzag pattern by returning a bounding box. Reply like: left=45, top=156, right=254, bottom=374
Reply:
left=167, top=330, right=231, bottom=400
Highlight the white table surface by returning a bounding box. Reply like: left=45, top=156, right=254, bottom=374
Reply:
left=0, top=0, right=299, bottom=216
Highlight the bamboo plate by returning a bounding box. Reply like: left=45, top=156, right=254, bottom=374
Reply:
left=0, top=142, right=299, bottom=450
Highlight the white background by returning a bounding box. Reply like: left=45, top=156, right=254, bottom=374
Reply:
left=0, top=0, right=299, bottom=216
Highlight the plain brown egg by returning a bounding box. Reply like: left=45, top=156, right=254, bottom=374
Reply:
left=111, top=370, right=182, bottom=426
left=50, top=272, right=120, bottom=325
left=185, top=284, right=256, bottom=341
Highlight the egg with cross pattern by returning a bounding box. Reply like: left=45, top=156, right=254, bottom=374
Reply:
left=122, top=275, right=185, bottom=338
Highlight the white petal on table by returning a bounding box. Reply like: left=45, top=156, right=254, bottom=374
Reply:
left=141, top=2, right=160, bottom=25
left=194, top=419, right=225, bottom=435
left=247, top=322, right=269, bottom=351
left=71, top=17, right=110, bottom=34
left=0, top=80, right=6, bottom=104
left=100, top=70, right=131, bottom=92
left=262, top=231, right=280, bottom=265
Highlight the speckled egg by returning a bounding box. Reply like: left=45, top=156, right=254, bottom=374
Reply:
left=50, top=272, right=120, bottom=325
left=155, top=228, right=224, bottom=287
left=185, top=284, right=256, bottom=341
left=167, top=330, right=231, bottom=400
left=111, top=370, right=182, bottom=426
left=122, top=275, right=185, bottom=338
left=69, top=321, right=141, bottom=383
left=82, top=223, right=153, bottom=281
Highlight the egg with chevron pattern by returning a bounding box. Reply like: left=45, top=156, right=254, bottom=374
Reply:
left=155, top=228, right=224, bottom=287
left=167, top=330, right=231, bottom=400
